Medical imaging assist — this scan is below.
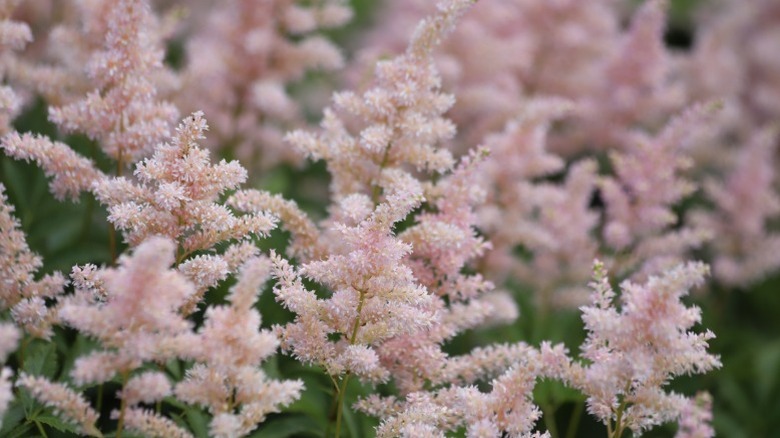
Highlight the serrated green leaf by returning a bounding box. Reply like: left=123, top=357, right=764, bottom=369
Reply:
left=30, top=414, right=79, bottom=434
left=3, top=422, right=33, bottom=438
left=23, top=340, right=59, bottom=379
left=0, top=400, right=26, bottom=435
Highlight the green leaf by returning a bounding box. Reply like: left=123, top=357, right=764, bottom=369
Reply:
left=30, top=414, right=79, bottom=434
left=3, top=422, right=33, bottom=438
left=184, top=407, right=210, bottom=438
left=0, top=400, right=26, bottom=435
left=23, top=340, right=59, bottom=379
left=250, top=415, right=322, bottom=438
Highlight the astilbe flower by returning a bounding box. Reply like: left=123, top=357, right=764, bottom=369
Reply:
left=555, top=0, right=686, bottom=155
left=270, top=172, right=436, bottom=383
left=16, top=373, right=101, bottom=437
left=277, top=0, right=523, bottom=396
left=687, top=0, right=780, bottom=129
left=1, top=132, right=105, bottom=201
left=0, top=323, right=19, bottom=428
left=48, top=0, right=178, bottom=165
left=48, top=237, right=200, bottom=436
left=177, top=0, right=351, bottom=168
left=175, top=256, right=303, bottom=438
left=353, top=0, right=684, bottom=156
left=600, top=103, right=716, bottom=280
left=92, top=112, right=277, bottom=306
left=675, top=392, right=715, bottom=438
left=477, top=99, right=600, bottom=308
left=0, top=184, right=66, bottom=338
left=568, top=261, right=721, bottom=436
left=364, top=342, right=570, bottom=437
left=58, top=237, right=195, bottom=388
left=0, top=0, right=32, bottom=134
left=690, top=127, right=780, bottom=286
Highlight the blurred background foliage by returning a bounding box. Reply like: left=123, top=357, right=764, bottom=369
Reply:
left=1, top=0, right=778, bottom=437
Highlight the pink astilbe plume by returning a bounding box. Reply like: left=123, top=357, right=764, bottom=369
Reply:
left=351, top=0, right=622, bottom=149
left=687, top=0, right=780, bottom=129
left=691, top=127, right=780, bottom=286
left=0, top=0, right=32, bottom=134
left=1, top=132, right=105, bottom=201
left=279, top=0, right=523, bottom=398
left=16, top=373, right=101, bottom=437
left=0, top=184, right=66, bottom=338
left=477, top=100, right=600, bottom=308
left=178, top=0, right=351, bottom=168
left=600, top=103, right=716, bottom=279
left=270, top=173, right=436, bottom=383
left=175, top=257, right=303, bottom=438
left=48, top=0, right=178, bottom=164
left=0, top=323, right=19, bottom=428
left=93, top=112, right=277, bottom=304
left=557, top=0, right=686, bottom=154
left=58, top=237, right=195, bottom=387
left=49, top=237, right=206, bottom=436
left=365, top=342, right=571, bottom=437
left=675, top=392, right=715, bottom=438
left=568, top=261, right=721, bottom=435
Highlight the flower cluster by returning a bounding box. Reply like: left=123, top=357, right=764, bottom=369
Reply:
left=0, top=0, right=764, bottom=436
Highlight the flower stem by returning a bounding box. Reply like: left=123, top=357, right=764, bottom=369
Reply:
left=333, top=289, right=367, bottom=437
left=116, top=372, right=129, bottom=438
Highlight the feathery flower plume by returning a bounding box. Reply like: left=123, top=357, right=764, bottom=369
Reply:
left=58, top=237, right=195, bottom=386
left=568, top=261, right=720, bottom=436
left=16, top=373, right=101, bottom=437
left=0, top=0, right=32, bottom=134
left=178, top=0, right=351, bottom=168
left=675, top=392, right=715, bottom=438
left=477, top=100, right=600, bottom=308
left=48, top=0, right=178, bottom=165
left=0, top=323, right=19, bottom=428
left=351, top=0, right=621, bottom=150
left=691, top=127, right=780, bottom=286
left=175, top=257, right=303, bottom=438
left=600, top=103, right=716, bottom=279
left=278, top=0, right=504, bottom=398
left=1, top=132, right=105, bottom=201
left=115, top=408, right=193, bottom=438
left=93, top=112, right=276, bottom=304
left=368, top=342, right=570, bottom=437
left=0, top=184, right=66, bottom=338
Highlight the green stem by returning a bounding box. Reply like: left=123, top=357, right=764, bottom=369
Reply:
left=612, top=400, right=627, bottom=438
left=565, top=400, right=584, bottom=438
left=371, top=144, right=392, bottom=205
left=542, top=402, right=559, bottom=438
left=116, top=372, right=129, bottom=438
left=333, top=290, right=367, bottom=437
left=96, top=384, right=104, bottom=413
left=34, top=420, right=49, bottom=438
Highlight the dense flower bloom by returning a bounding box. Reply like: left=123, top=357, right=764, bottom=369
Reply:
left=48, top=0, right=178, bottom=164
left=178, top=0, right=351, bottom=168
left=0, top=184, right=65, bottom=337
left=17, top=373, right=101, bottom=437
left=568, top=261, right=721, bottom=435
left=93, top=112, right=276, bottom=305
left=176, top=256, right=303, bottom=437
